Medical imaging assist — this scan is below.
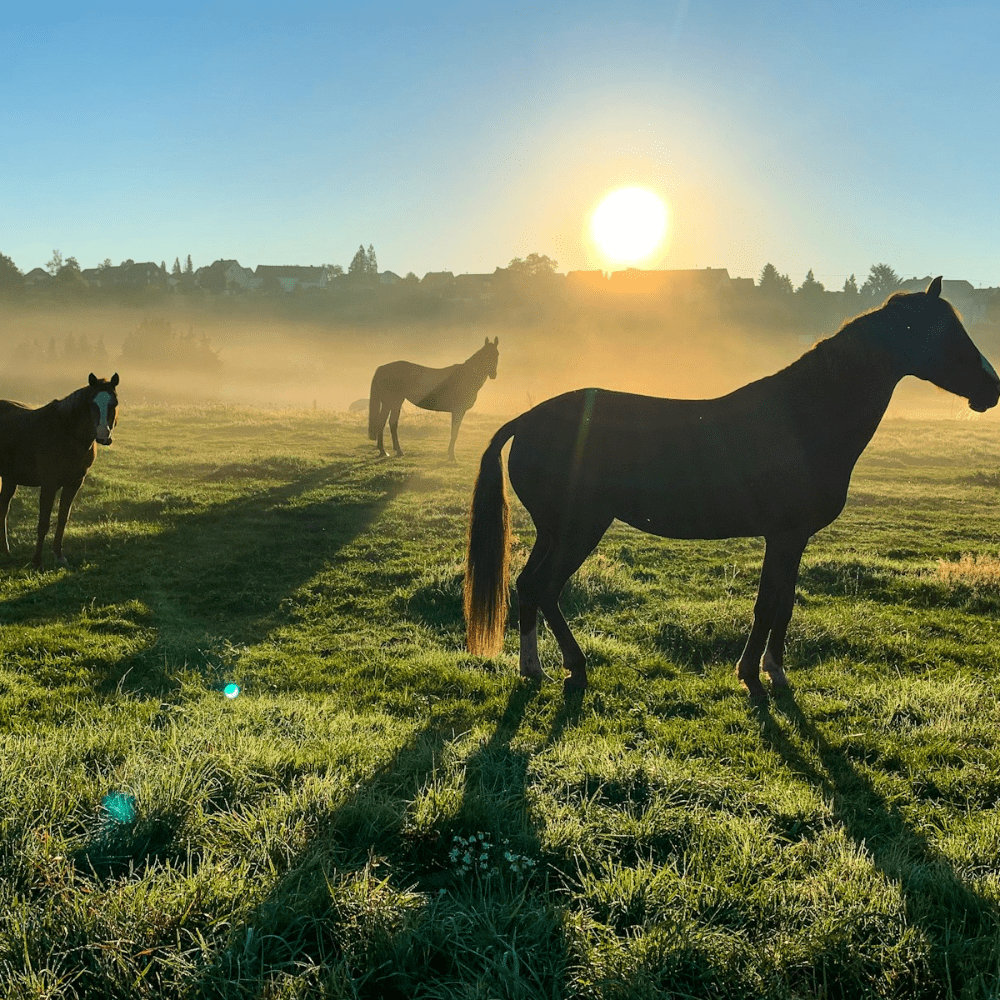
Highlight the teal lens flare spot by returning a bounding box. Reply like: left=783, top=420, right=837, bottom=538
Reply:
left=102, top=792, right=136, bottom=824
left=224, top=683, right=240, bottom=699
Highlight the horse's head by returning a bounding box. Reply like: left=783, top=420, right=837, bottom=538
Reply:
left=882, top=277, right=999, bottom=413
left=88, top=372, right=120, bottom=445
left=479, top=336, right=499, bottom=380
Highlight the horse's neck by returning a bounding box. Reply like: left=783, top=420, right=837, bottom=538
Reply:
left=782, top=333, right=900, bottom=456
left=54, top=389, right=94, bottom=442
left=463, top=355, right=491, bottom=387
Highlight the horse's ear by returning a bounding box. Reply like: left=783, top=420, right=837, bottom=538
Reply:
left=493, top=336, right=498, bottom=346
left=111, top=373, right=120, bottom=387
left=927, top=276, right=943, bottom=298
left=484, top=336, right=489, bottom=346
left=89, top=373, right=98, bottom=386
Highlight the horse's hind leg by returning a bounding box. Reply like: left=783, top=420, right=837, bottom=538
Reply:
left=32, top=484, right=58, bottom=569
left=374, top=399, right=391, bottom=457
left=447, top=410, right=466, bottom=462
left=52, top=478, right=84, bottom=567
left=516, top=530, right=555, bottom=680
left=533, top=517, right=613, bottom=693
left=388, top=401, right=404, bottom=456
left=737, top=532, right=808, bottom=699
left=0, top=479, right=17, bottom=555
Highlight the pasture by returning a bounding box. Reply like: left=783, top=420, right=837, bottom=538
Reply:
left=2, top=403, right=1000, bottom=998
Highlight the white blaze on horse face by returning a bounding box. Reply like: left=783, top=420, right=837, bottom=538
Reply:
left=93, top=391, right=115, bottom=443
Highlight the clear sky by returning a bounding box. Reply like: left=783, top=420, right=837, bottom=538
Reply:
left=4, top=1, right=999, bottom=288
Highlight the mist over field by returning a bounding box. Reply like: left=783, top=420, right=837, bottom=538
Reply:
left=4, top=290, right=997, bottom=421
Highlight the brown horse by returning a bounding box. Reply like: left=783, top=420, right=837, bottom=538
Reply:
left=369, top=337, right=499, bottom=460
left=465, top=278, right=1000, bottom=699
left=0, top=373, right=120, bottom=568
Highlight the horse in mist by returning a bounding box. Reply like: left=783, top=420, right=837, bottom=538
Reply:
left=464, top=278, right=1000, bottom=699
left=369, top=337, right=499, bottom=460
left=0, top=373, right=120, bottom=569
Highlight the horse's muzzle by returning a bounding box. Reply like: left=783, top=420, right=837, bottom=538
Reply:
left=97, top=434, right=113, bottom=446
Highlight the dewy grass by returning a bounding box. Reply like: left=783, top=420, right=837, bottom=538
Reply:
left=1, top=405, right=1000, bottom=996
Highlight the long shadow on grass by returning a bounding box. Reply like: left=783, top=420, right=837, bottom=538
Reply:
left=758, top=693, right=998, bottom=996
left=0, top=459, right=412, bottom=696
left=193, top=683, right=572, bottom=999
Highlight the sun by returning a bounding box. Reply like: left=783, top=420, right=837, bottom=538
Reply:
left=591, top=188, right=667, bottom=263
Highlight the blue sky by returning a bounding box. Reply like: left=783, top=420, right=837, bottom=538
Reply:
left=4, top=1, right=999, bottom=287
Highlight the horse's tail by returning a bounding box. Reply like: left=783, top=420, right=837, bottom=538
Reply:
left=465, top=418, right=519, bottom=656
left=367, top=370, right=381, bottom=439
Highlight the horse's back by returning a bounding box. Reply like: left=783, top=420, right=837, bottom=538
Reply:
left=507, top=388, right=850, bottom=539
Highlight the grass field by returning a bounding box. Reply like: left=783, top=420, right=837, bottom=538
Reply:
left=2, top=402, right=1000, bottom=998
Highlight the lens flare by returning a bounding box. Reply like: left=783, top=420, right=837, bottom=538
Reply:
left=102, top=792, right=136, bottom=824
left=224, top=683, right=241, bottom=699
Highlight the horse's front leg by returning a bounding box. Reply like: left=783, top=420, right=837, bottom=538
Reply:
left=0, top=479, right=17, bottom=555
left=736, top=533, right=807, bottom=700
left=33, top=484, right=58, bottom=569
left=447, top=410, right=466, bottom=462
left=53, top=478, right=84, bottom=567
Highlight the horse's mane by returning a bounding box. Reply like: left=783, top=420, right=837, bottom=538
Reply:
left=775, top=291, right=930, bottom=387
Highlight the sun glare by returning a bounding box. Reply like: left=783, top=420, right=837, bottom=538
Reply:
left=591, top=188, right=667, bottom=263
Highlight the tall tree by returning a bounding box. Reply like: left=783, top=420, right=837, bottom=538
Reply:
left=366, top=244, right=378, bottom=276
left=172, top=257, right=182, bottom=276
left=843, top=274, right=859, bottom=296
left=349, top=244, right=368, bottom=277
left=184, top=255, right=193, bottom=275
left=796, top=269, right=825, bottom=294
left=0, top=251, right=23, bottom=299
left=507, top=253, right=558, bottom=278
left=860, top=263, right=901, bottom=301
left=758, top=262, right=793, bottom=295
left=46, top=249, right=64, bottom=276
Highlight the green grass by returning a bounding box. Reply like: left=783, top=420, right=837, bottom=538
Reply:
left=2, top=403, right=1000, bottom=998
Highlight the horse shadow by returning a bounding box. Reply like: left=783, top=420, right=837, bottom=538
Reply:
left=755, top=691, right=998, bottom=993
left=0, top=458, right=414, bottom=697
left=191, top=680, right=576, bottom=997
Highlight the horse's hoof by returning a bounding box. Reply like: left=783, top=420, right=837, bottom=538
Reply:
left=394, top=450, right=404, bottom=457
left=563, top=672, right=588, bottom=694
left=740, top=678, right=769, bottom=702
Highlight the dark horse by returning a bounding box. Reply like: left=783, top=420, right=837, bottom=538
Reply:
left=465, top=278, right=1000, bottom=699
left=369, top=337, right=499, bottom=460
left=0, top=373, right=120, bottom=568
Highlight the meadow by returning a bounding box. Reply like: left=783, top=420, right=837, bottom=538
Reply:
left=2, top=402, right=1000, bottom=998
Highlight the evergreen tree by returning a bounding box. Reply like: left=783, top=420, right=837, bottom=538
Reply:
left=172, top=258, right=182, bottom=276
left=796, top=269, right=824, bottom=294
left=843, top=274, right=859, bottom=296
left=366, top=244, right=378, bottom=276
left=184, top=255, right=193, bottom=274
left=349, top=245, right=368, bottom=277
left=758, top=262, right=793, bottom=294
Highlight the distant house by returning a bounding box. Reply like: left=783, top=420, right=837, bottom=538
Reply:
left=196, top=259, right=259, bottom=293
left=379, top=271, right=402, bottom=285
left=254, top=265, right=328, bottom=293
left=420, top=271, right=456, bottom=297
left=566, top=270, right=608, bottom=294
left=607, top=267, right=731, bottom=300
left=453, top=273, right=494, bottom=301
left=119, top=262, right=168, bottom=288
left=22, top=267, right=52, bottom=287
